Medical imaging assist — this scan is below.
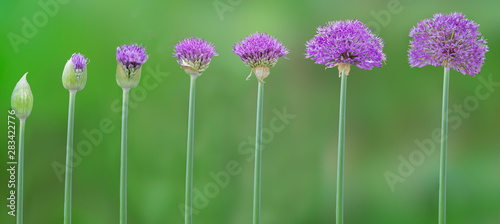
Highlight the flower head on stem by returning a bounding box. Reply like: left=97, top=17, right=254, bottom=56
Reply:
left=62, top=53, right=88, bottom=91
left=408, top=12, right=488, bottom=77
left=173, top=37, right=218, bottom=224
left=116, top=43, right=149, bottom=89
left=233, top=32, right=289, bottom=83
left=174, top=37, right=218, bottom=77
left=305, top=20, right=386, bottom=77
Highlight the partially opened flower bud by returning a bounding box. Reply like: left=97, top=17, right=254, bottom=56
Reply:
left=62, top=53, right=88, bottom=91
left=174, top=37, right=218, bottom=77
left=11, top=73, right=33, bottom=120
left=116, top=44, right=149, bottom=89
left=233, top=32, right=289, bottom=83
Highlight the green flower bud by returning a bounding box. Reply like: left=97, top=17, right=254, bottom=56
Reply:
left=62, top=54, right=88, bottom=91
left=116, top=61, right=142, bottom=89
left=11, top=73, right=33, bottom=120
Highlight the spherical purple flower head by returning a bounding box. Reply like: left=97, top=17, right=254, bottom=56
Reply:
left=174, top=37, right=218, bottom=76
left=233, top=32, right=289, bottom=68
left=71, top=53, right=88, bottom=72
left=233, top=32, right=289, bottom=82
left=116, top=43, right=149, bottom=78
left=408, top=13, right=488, bottom=77
left=305, top=20, right=386, bottom=76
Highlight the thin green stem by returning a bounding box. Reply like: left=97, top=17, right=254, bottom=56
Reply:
left=16, top=119, right=25, bottom=224
left=336, top=69, right=347, bottom=224
left=439, top=67, right=450, bottom=224
left=253, top=82, right=264, bottom=224
left=185, top=76, right=197, bottom=224
left=64, top=90, right=76, bottom=224
left=120, top=88, right=130, bottom=224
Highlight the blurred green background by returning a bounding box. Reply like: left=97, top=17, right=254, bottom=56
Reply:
left=1, top=0, right=499, bottom=223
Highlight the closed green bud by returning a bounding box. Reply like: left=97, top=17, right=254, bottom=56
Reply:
left=11, top=73, right=33, bottom=120
left=62, top=53, right=88, bottom=91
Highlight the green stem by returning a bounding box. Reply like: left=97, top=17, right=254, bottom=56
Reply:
left=120, top=88, right=130, bottom=224
left=336, top=69, right=347, bottom=224
left=16, top=119, right=25, bottom=224
left=64, top=90, right=76, bottom=224
left=439, top=67, right=450, bottom=224
left=253, top=81, right=264, bottom=224
left=185, top=76, right=197, bottom=224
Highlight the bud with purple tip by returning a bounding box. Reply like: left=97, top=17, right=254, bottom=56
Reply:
left=116, top=44, right=149, bottom=89
left=62, top=53, right=88, bottom=91
left=11, top=73, right=33, bottom=120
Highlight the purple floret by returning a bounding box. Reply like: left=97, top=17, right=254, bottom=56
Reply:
left=174, top=37, right=218, bottom=71
left=71, top=53, right=88, bottom=71
left=305, top=20, right=386, bottom=70
left=408, top=12, right=488, bottom=77
left=116, top=44, right=149, bottom=70
left=233, top=32, right=289, bottom=68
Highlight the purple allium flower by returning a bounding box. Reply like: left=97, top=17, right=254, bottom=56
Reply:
left=174, top=37, right=218, bottom=75
left=305, top=20, right=386, bottom=75
left=408, top=12, right=488, bottom=77
left=116, top=44, right=149, bottom=77
left=71, top=53, right=88, bottom=72
left=233, top=32, right=290, bottom=68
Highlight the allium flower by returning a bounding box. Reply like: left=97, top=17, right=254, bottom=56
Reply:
left=116, top=43, right=148, bottom=89
left=305, top=20, right=386, bottom=76
left=11, top=73, right=33, bottom=120
left=233, top=32, right=289, bottom=221
left=115, top=43, right=149, bottom=222
left=233, top=32, right=289, bottom=83
left=10, top=73, right=33, bottom=224
left=174, top=37, right=218, bottom=76
left=175, top=37, right=219, bottom=223
left=61, top=53, right=88, bottom=222
left=408, top=12, right=488, bottom=76
left=62, top=53, right=88, bottom=91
